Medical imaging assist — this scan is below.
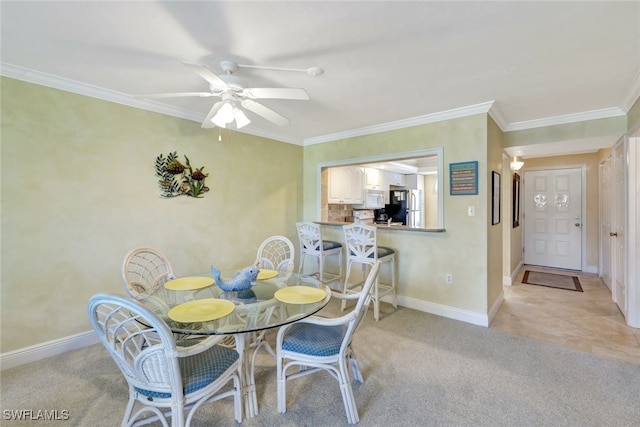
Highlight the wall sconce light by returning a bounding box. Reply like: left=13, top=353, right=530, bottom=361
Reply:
left=510, top=156, right=524, bottom=172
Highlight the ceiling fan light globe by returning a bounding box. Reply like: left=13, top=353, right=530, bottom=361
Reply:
left=214, top=102, right=235, bottom=124
left=211, top=115, right=228, bottom=128
left=234, top=110, right=251, bottom=129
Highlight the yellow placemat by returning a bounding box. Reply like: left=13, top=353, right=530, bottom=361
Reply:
left=164, top=276, right=214, bottom=291
left=274, top=286, right=327, bottom=304
left=257, top=269, right=279, bottom=280
left=168, top=299, right=235, bottom=323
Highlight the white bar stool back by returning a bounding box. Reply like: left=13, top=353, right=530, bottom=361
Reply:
left=296, top=221, right=343, bottom=284
left=342, top=224, right=397, bottom=321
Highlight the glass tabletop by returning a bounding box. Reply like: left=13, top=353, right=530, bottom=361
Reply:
left=137, top=271, right=331, bottom=336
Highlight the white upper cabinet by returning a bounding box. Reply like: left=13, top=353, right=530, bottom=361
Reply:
left=328, top=166, right=364, bottom=204
left=383, top=171, right=405, bottom=187
left=405, top=174, right=424, bottom=191
left=364, top=168, right=383, bottom=190
left=382, top=171, right=405, bottom=203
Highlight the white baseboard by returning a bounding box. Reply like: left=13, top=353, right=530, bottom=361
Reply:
left=1, top=330, right=99, bottom=371
left=511, top=261, right=524, bottom=285
left=397, top=295, right=489, bottom=327
left=503, top=261, right=526, bottom=286
left=2, top=297, right=492, bottom=370
left=585, top=265, right=598, bottom=274
left=488, top=289, right=505, bottom=325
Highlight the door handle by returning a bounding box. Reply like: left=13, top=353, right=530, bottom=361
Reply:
left=575, top=223, right=581, bottom=227
left=609, top=232, right=618, bottom=237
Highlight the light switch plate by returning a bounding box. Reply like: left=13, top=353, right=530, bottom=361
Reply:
left=468, top=206, right=475, bottom=216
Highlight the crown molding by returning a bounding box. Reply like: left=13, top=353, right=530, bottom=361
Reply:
left=1, top=62, right=205, bottom=123
left=236, top=125, right=303, bottom=145
left=2, top=62, right=634, bottom=146
left=503, top=107, right=626, bottom=132
left=303, top=101, right=495, bottom=146
left=621, top=66, right=640, bottom=113
left=487, top=103, right=509, bottom=131
left=1, top=62, right=306, bottom=145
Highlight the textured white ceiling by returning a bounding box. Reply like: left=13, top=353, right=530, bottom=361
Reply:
left=1, top=1, right=639, bottom=157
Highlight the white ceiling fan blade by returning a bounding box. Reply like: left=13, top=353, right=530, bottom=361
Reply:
left=236, top=63, right=324, bottom=76
left=136, top=92, right=215, bottom=99
left=241, top=99, right=290, bottom=126
left=181, top=62, right=229, bottom=88
left=242, top=87, right=309, bottom=100
left=201, top=101, right=224, bottom=128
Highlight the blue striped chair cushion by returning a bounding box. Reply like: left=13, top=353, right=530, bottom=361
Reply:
left=322, top=240, right=342, bottom=251
left=281, top=323, right=347, bottom=356
left=135, top=344, right=238, bottom=399
left=350, top=246, right=394, bottom=258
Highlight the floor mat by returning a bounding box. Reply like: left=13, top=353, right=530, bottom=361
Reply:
left=522, top=270, right=583, bottom=292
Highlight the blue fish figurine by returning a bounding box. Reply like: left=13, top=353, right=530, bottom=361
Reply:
left=210, top=265, right=259, bottom=292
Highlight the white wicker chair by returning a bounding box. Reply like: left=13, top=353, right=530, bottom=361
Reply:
left=250, top=235, right=295, bottom=367
left=342, top=224, right=397, bottom=321
left=276, top=261, right=381, bottom=424
left=296, top=221, right=343, bottom=283
left=87, top=293, right=243, bottom=427
left=255, top=235, right=295, bottom=273
left=121, top=247, right=176, bottom=298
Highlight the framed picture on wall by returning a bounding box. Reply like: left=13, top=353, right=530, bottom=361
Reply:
left=450, top=161, right=478, bottom=195
left=491, top=171, right=501, bottom=225
left=512, top=172, right=521, bottom=228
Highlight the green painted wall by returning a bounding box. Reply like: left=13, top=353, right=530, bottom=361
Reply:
left=302, top=115, right=491, bottom=314
left=628, top=96, right=640, bottom=133
left=1, top=77, right=303, bottom=352
left=486, top=116, right=504, bottom=311
left=504, top=116, right=627, bottom=147
left=3, top=77, right=633, bottom=353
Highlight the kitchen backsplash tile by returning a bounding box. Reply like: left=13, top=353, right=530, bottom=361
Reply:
left=328, top=204, right=354, bottom=222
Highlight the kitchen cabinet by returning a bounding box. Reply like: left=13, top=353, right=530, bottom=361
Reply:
left=384, top=171, right=405, bottom=187
left=405, top=174, right=424, bottom=192
left=364, top=168, right=383, bottom=190
left=328, top=166, right=364, bottom=204
left=382, top=171, right=405, bottom=203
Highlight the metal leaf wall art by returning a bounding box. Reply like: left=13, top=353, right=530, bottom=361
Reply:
left=155, top=152, right=209, bottom=198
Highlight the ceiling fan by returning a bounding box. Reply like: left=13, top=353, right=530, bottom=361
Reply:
left=137, top=60, right=322, bottom=129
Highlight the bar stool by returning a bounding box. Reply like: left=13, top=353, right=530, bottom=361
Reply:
left=296, top=221, right=343, bottom=284
left=342, top=223, right=397, bottom=321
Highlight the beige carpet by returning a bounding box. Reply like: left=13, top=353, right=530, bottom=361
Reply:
left=4, top=300, right=640, bottom=426
left=522, top=270, right=583, bottom=292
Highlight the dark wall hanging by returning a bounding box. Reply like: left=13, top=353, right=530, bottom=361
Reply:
left=155, top=152, right=209, bottom=198
left=492, top=171, right=501, bottom=225
left=512, top=172, right=521, bottom=228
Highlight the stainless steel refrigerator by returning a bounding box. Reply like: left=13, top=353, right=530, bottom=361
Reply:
left=387, top=189, right=423, bottom=227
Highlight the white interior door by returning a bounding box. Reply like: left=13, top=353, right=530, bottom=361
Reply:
left=600, top=157, right=613, bottom=291
left=613, top=137, right=626, bottom=316
left=523, top=168, right=583, bottom=270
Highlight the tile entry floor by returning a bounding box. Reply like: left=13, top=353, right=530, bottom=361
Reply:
left=490, top=265, right=640, bottom=366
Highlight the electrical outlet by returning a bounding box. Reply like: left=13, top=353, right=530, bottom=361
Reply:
left=445, top=273, right=453, bottom=284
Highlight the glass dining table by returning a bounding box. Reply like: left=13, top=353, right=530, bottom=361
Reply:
left=136, top=269, right=331, bottom=419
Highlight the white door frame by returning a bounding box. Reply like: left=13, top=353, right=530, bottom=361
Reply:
left=597, top=134, right=639, bottom=329
left=612, top=137, right=627, bottom=315
left=523, top=165, right=587, bottom=272
left=626, top=135, right=639, bottom=328
left=598, top=156, right=613, bottom=290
